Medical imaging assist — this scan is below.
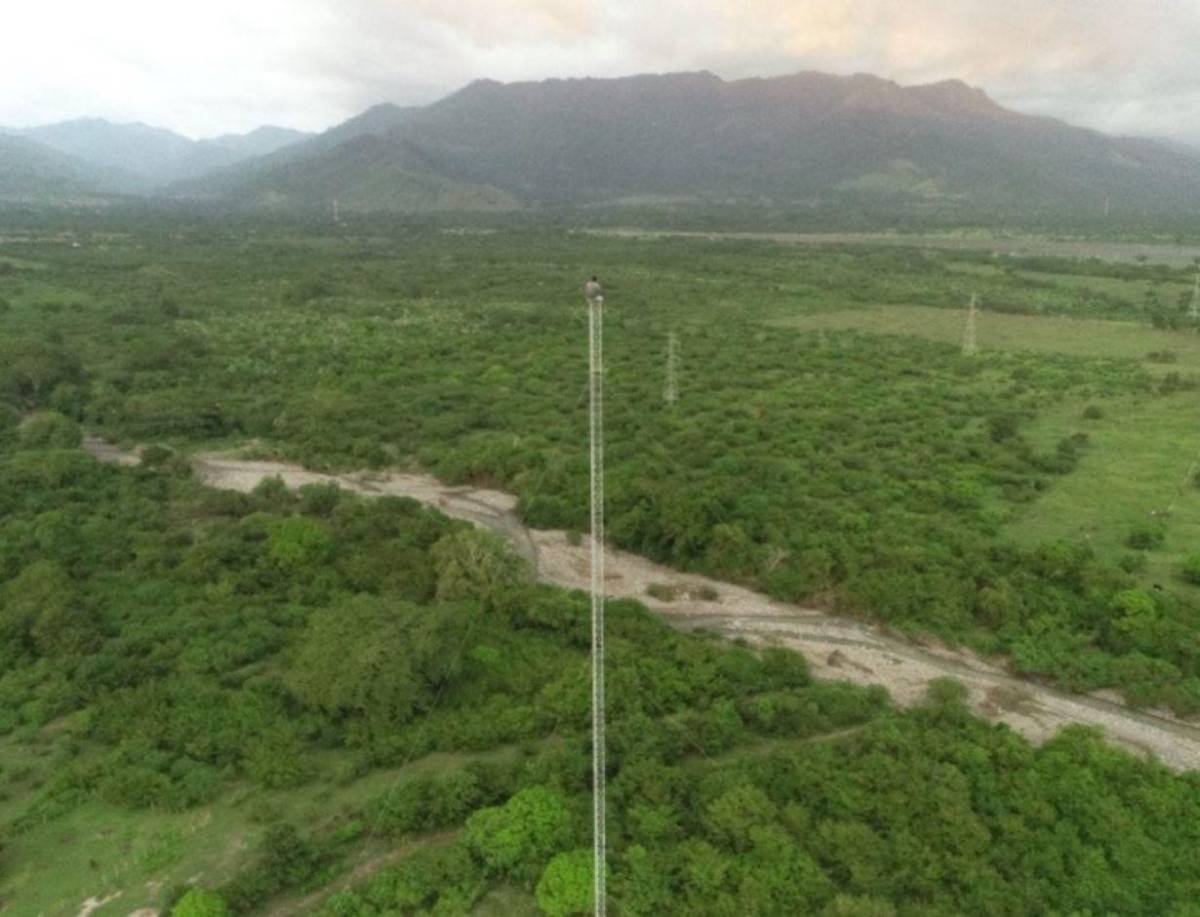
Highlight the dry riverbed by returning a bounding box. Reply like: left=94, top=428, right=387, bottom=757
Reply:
left=84, top=439, right=1200, bottom=771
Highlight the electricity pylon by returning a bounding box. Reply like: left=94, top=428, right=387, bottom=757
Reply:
left=333, top=197, right=340, bottom=224
left=587, top=292, right=607, bottom=916
left=962, top=293, right=978, bottom=356
left=664, top=330, right=679, bottom=405
left=1189, top=272, right=1200, bottom=323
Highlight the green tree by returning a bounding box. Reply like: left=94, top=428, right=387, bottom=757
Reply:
left=536, top=849, right=594, bottom=916
left=260, top=823, right=319, bottom=888
left=29, top=599, right=101, bottom=658
left=242, top=725, right=309, bottom=789
left=267, top=516, right=333, bottom=570
left=465, top=785, right=574, bottom=881
left=173, top=888, right=231, bottom=917
left=704, top=784, right=774, bottom=852
left=1180, top=554, right=1200, bottom=585
left=287, top=596, right=463, bottom=728
left=17, top=411, right=81, bottom=449
left=822, top=895, right=897, bottom=917
left=735, top=825, right=835, bottom=915
left=430, top=528, right=528, bottom=607
left=613, top=845, right=673, bottom=914
left=0, top=341, right=82, bottom=408
left=1109, top=588, right=1161, bottom=652
left=1, top=560, right=76, bottom=663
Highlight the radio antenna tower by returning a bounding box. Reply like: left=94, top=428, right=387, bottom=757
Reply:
left=664, top=330, right=679, bottom=405
left=962, top=293, right=978, bottom=356
left=587, top=290, right=607, bottom=916
left=1189, top=272, right=1200, bottom=322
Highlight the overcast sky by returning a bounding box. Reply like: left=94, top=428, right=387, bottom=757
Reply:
left=6, top=0, right=1200, bottom=143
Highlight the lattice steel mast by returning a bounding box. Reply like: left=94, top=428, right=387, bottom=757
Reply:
left=587, top=289, right=607, bottom=916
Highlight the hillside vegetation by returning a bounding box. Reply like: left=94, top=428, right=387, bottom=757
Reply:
left=0, top=136, right=110, bottom=202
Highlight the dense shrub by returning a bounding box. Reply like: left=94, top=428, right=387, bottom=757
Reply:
left=1181, top=554, right=1200, bottom=585
left=1126, top=524, right=1167, bottom=550
left=16, top=412, right=81, bottom=449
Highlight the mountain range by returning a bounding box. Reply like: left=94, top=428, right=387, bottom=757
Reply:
left=0, top=119, right=311, bottom=196
left=5, top=71, right=1200, bottom=217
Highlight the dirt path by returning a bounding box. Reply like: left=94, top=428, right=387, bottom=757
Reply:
left=83, top=439, right=1200, bottom=771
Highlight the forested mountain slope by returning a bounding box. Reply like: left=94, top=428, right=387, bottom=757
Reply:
left=0, top=134, right=120, bottom=201
left=182, top=70, right=1200, bottom=215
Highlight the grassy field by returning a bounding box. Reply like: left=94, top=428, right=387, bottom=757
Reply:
left=773, top=303, right=1200, bottom=369
left=1009, top=393, right=1200, bottom=587
left=2, top=746, right=515, bottom=916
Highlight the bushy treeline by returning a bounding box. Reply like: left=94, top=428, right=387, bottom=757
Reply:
left=314, top=684, right=1200, bottom=917
left=0, top=428, right=837, bottom=909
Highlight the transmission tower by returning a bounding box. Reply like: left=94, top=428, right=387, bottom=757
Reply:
left=333, top=197, right=340, bottom=224
left=587, top=293, right=607, bottom=916
left=1189, top=272, right=1200, bottom=322
left=664, top=330, right=679, bottom=405
left=962, top=293, right=978, bottom=356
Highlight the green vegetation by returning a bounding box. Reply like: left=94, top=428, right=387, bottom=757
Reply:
left=1, top=433, right=1199, bottom=914
left=4, top=212, right=1200, bottom=912
left=7, top=218, right=1196, bottom=705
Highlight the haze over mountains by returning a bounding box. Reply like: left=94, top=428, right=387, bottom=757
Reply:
left=5, top=70, right=1200, bottom=217
left=0, top=120, right=311, bottom=197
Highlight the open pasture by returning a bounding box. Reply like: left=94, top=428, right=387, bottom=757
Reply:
left=1010, top=394, right=1200, bottom=584
left=773, top=303, right=1200, bottom=369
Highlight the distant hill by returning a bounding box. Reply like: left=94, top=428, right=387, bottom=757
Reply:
left=0, top=135, right=118, bottom=202
left=179, top=130, right=517, bottom=212
left=180, top=70, right=1200, bottom=216
left=200, top=125, right=313, bottom=160
left=9, top=119, right=311, bottom=192
left=290, top=103, right=418, bottom=160
left=1156, top=137, right=1200, bottom=162
left=170, top=103, right=433, bottom=205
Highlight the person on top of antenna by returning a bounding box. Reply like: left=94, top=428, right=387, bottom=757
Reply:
left=585, top=276, right=603, bottom=304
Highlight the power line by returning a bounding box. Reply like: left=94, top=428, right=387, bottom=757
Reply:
left=587, top=291, right=607, bottom=917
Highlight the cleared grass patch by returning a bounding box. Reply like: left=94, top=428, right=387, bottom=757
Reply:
left=1007, top=392, right=1200, bottom=589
